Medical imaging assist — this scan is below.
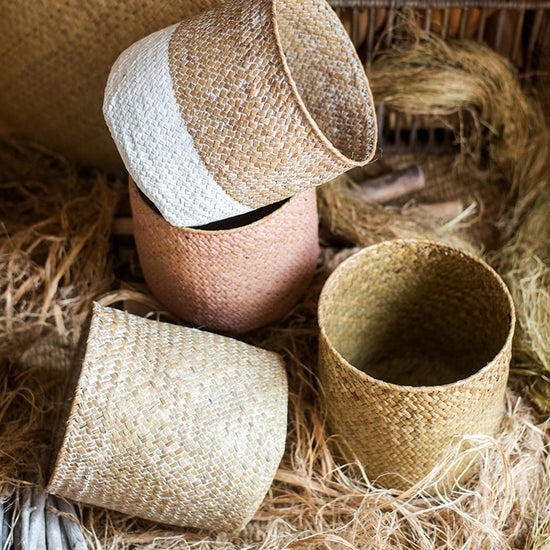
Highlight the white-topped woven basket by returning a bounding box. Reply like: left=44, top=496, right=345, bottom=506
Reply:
left=104, top=0, right=377, bottom=227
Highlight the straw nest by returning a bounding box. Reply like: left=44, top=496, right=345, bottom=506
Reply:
left=366, top=11, right=549, bottom=250
left=0, top=137, right=118, bottom=359
left=1, top=21, right=550, bottom=550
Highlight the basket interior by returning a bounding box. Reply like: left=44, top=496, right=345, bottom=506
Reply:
left=276, top=0, right=376, bottom=162
left=320, top=242, right=514, bottom=386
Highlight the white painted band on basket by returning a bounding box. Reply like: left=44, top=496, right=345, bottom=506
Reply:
left=104, top=0, right=377, bottom=227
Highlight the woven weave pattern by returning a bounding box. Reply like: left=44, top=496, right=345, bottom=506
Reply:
left=317, top=240, right=515, bottom=490
left=105, top=0, right=377, bottom=227
left=129, top=179, right=319, bottom=334
left=0, top=0, right=226, bottom=171
left=47, top=303, right=288, bottom=531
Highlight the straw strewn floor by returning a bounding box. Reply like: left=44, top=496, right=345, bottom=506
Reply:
left=1, top=25, right=550, bottom=548
left=0, top=136, right=549, bottom=548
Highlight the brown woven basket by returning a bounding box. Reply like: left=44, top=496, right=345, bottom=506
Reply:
left=105, top=0, right=377, bottom=227
left=129, top=178, right=320, bottom=334
left=47, top=302, right=288, bottom=531
left=317, top=239, right=515, bottom=490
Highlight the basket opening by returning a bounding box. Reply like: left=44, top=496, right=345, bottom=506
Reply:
left=320, top=242, right=513, bottom=387
left=275, top=0, right=376, bottom=164
left=136, top=185, right=288, bottom=231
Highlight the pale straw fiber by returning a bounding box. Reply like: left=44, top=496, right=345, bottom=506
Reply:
left=317, top=239, right=515, bottom=490
left=129, top=178, right=319, bottom=334
left=47, top=302, right=288, bottom=531
left=105, top=0, right=377, bottom=227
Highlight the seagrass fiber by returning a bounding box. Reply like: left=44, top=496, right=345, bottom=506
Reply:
left=0, top=0, right=226, bottom=171
left=317, top=239, right=515, bottom=490
left=104, top=0, right=377, bottom=227
left=47, top=303, right=288, bottom=531
left=129, top=178, right=319, bottom=334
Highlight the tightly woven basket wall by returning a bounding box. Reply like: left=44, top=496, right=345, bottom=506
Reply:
left=105, top=0, right=377, bottom=227
left=47, top=302, right=288, bottom=531
left=317, top=239, right=515, bottom=490
left=129, top=178, right=320, bottom=334
left=0, top=0, right=226, bottom=172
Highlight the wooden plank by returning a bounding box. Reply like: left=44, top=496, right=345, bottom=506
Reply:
left=352, top=165, right=425, bottom=203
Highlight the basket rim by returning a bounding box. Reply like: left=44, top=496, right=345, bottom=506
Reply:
left=272, top=0, right=378, bottom=166
left=129, top=177, right=316, bottom=235
left=318, top=237, right=516, bottom=393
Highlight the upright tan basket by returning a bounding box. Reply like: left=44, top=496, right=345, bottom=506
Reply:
left=317, top=239, right=515, bottom=490
left=129, top=178, right=319, bottom=334
left=47, top=303, right=288, bottom=531
left=104, top=0, right=377, bottom=227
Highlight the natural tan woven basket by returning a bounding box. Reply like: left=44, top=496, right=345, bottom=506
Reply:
left=129, top=178, right=320, bottom=334
left=317, top=239, right=515, bottom=490
left=105, top=0, right=377, bottom=227
left=47, top=302, right=288, bottom=531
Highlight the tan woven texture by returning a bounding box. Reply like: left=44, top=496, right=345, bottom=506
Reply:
left=0, top=0, right=225, bottom=172
left=168, top=0, right=377, bottom=205
left=317, top=239, right=515, bottom=490
left=129, top=178, right=320, bottom=334
left=104, top=0, right=377, bottom=227
left=47, top=303, right=288, bottom=531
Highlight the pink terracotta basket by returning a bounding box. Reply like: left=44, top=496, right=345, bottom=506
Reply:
left=129, top=178, right=320, bottom=334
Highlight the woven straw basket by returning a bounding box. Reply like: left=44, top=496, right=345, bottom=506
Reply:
left=105, top=0, right=377, bottom=227
left=0, top=0, right=227, bottom=172
left=47, top=302, right=288, bottom=531
left=317, top=239, right=515, bottom=490
left=129, top=178, right=319, bottom=334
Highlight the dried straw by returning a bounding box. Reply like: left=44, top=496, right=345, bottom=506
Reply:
left=0, top=147, right=548, bottom=547
left=366, top=11, right=549, bottom=248
left=1, top=22, right=550, bottom=546
left=490, top=179, right=550, bottom=415
left=317, top=174, right=478, bottom=253
left=55, top=272, right=548, bottom=550
left=0, top=137, right=119, bottom=358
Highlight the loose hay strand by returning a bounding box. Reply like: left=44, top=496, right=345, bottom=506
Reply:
left=491, top=182, right=550, bottom=415
left=0, top=137, right=119, bottom=358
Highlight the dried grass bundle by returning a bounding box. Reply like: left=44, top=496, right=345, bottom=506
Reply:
left=317, top=174, right=478, bottom=253
left=491, top=182, right=550, bottom=415
left=0, top=138, right=119, bottom=358
left=367, top=13, right=549, bottom=246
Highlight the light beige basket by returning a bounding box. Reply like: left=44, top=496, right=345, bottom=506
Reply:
left=129, top=178, right=319, bottom=334
left=47, top=302, right=288, bottom=531
left=105, top=0, right=377, bottom=227
left=317, top=239, right=515, bottom=490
